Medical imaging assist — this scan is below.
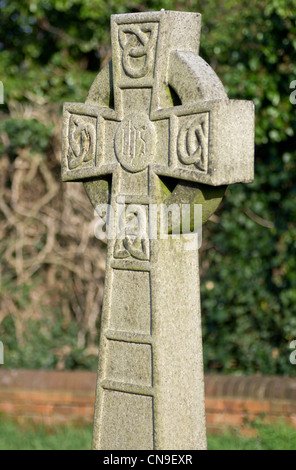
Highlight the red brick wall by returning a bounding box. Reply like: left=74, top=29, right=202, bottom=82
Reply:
left=0, top=369, right=296, bottom=431
left=0, top=370, right=96, bottom=426
left=204, top=375, right=296, bottom=432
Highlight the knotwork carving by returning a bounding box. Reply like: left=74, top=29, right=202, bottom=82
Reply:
left=118, top=24, right=157, bottom=79
left=67, top=115, right=96, bottom=170
left=114, top=205, right=149, bottom=261
left=177, top=114, right=209, bottom=171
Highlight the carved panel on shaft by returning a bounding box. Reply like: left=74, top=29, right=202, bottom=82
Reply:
left=114, top=204, right=149, bottom=261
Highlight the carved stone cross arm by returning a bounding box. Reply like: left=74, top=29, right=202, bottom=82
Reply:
left=61, top=11, right=254, bottom=450
left=62, top=11, right=253, bottom=189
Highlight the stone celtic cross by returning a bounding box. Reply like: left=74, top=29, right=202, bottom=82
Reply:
left=61, top=11, right=254, bottom=450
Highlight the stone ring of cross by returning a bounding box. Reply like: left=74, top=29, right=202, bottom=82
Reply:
left=62, top=11, right=254, bottom=230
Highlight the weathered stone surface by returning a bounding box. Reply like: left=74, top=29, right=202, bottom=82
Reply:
left=61, top=10, right=254, bottom=450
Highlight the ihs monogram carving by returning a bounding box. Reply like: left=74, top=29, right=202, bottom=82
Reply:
left=115, top=113, right=156, bottom=173
left=67, top=115, right=96, bottom=170
left=118, top=24, right=158, bottom=79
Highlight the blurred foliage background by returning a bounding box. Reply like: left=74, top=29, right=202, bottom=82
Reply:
left=0, top=0, right=295, bottom=375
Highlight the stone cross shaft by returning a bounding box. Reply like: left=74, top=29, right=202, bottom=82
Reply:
left=61, top=11, right=254, bottom=450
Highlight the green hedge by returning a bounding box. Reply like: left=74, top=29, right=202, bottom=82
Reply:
left=0, top=0, right=296, bottom=375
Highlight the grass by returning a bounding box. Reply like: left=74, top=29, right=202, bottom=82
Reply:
left=208, top=422, right=296, bottom=450
left=0, top=418, right=93, bottom=450
left=0, top=417, right=295, bottom=450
